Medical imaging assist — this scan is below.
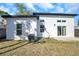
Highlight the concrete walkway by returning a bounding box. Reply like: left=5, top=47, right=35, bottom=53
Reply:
left=54, top=37, right=79, bottom=41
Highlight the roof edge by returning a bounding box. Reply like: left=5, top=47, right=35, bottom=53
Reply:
left=1, top=15, right=39, bottom=18
left=33, top=13, right=78, bottom=16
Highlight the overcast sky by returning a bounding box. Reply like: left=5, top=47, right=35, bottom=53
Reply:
left=0, top=3, right=79, bottom=26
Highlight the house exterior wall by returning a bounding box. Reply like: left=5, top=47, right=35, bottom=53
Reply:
left=6, top=17, right=37, bottom=40
left=37, top=15, right=74, bottom=38
left=6, top=15, right=75, bottom=40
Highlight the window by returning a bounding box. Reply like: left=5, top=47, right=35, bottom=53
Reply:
left=40, top=25, right=45, bottom=32
left=62, top=20, right=66, bottom=22
left=58, top=26, right=61, bottom=36
left=57, top=20, right=61, bottom=22
left=57, top=20, right=66, bottom=22
left=57, top=26, right=66, bottom=36
left=16, top=23, right=22, bottom=35
left=62, top=26, right=66, bottom=36
left=40, top=29, right=44, bottom=32
left=40, top=25, right=44, bottom=28
left=40, top=20, right=44, bottom=22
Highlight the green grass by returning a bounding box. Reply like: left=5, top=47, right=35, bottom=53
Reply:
left=0, top=39, right=79, bottom=56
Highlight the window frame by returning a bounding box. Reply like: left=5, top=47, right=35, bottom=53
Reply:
left=62, top=20, right=66, bottom=22
left=40, top=25, right=45, bottom=33
left=16, top=23, right=22, bottom=36
left=62, top=26, right=66, bottom=36
left=57, top=26, right=66, bottom=36
left=57, top=20, right=61, bottom=22
left=40, top=20, right=44, bottom=22
left=57, top=26, right=61, bottom=36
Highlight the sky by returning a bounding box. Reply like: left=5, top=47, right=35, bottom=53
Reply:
left=0, top=3, right=79, bottom=26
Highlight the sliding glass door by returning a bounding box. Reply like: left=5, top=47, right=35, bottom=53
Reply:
left=57, top=26, right=66, bottom=36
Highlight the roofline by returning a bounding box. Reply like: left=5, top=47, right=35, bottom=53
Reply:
left=33, top=13, right=78, bottom=16
left=1, top=15, right=38, bottom=18
left=1, top=12, right=78, bottom=19
left=1, top=15, right=39, bottom=20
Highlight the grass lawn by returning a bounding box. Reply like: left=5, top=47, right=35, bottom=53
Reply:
left=0, top=38, right=79, bottom=56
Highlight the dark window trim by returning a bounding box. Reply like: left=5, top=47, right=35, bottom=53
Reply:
left=57, top=20, right=61, bottom=22
left=40, top=20, right=44, bottom=22
left=16, top=23, right=22, bottom=36
left=40, top=25, right=45, bottom=33
left=57, top=26, right=66, bottom=36
left=62, top=20, right=66, bottom=22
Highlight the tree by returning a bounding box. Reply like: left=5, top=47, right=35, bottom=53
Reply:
left=15, top=4, right=34, bottom=42
left=15, top=3, right=31, bottom=15
left=0, top=10, right=8, bottom=25
left=0, top=10, right=8, bottom=15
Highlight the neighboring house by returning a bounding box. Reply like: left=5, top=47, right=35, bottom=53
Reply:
left=0, top=16, right=6, bottom=38
left=1, top=13, right=77, bottom=40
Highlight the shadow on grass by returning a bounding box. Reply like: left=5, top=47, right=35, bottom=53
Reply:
left=0, top=41, right=25, bottom=49
left=0, top=40, right=10, bottom=43
left=0, top=42, right=30, bottom=55
left=34, top=37, right=44, bottom=42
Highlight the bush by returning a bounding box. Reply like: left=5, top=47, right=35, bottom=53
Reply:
left=28, top=34, right=35, bottom=42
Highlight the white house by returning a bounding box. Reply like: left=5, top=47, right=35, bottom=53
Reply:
left=1, top=13, right=77, bottom=40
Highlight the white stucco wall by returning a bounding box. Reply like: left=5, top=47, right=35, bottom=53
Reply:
left=6, top=15, right=75, bottom=40
left=37, top=15, right=75, bottom=38
left=6, top=17, right=37, bottom=40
